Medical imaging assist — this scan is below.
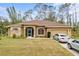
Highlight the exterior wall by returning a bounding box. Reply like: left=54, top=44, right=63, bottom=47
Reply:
left=21, top=26, right=24, bottom=37
left=9, top=26, right=21, bottom=37
left=8, top=25, right=71, bottom=38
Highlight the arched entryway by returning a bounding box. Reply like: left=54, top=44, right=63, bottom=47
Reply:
left=25, top=27, right=34, bottom=37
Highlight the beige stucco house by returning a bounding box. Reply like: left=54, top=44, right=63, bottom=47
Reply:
left=7, top=20, right=71, bottom=38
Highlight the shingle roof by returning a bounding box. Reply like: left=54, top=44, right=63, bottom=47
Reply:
left=6, top=20, right=71, bottom=28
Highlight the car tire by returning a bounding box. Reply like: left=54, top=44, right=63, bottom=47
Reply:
left=67, top=43, right=72, bottom=49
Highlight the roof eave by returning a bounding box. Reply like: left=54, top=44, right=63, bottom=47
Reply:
left=46, top=26, right=72, bottom=28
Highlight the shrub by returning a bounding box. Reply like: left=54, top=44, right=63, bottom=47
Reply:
left=12, top=34, right=16, bottom=38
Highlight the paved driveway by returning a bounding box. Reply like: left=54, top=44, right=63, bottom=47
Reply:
left=59, top=43, right=79, bottom=56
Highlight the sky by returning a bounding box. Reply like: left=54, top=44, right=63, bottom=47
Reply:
left=0, top=3, right=61, bottom=17
left=0, top=3, right=37, bottom=18
left=0, top=3, right=79, bottom=21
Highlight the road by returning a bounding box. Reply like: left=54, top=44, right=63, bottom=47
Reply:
left=59, top=43, right=79, bottom=56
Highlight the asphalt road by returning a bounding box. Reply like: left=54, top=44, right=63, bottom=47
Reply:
left=59, top=43, right=79, bottom=56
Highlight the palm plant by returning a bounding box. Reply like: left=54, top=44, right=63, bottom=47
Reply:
left=6, top=6, right=17, bottom=24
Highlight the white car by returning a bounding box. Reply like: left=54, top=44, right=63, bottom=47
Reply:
left=53, top=33, right=70, bottom=43
left=67, top=39, right=79, bottom=51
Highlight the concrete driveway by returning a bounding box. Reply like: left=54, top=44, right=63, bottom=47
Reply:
left=59, top=43, right=79, bottom=56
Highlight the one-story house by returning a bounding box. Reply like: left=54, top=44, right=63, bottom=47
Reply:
left=7, top=20, right=71, bottom=38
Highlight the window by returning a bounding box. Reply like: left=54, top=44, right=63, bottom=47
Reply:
left=73, top=40, right=79, bottom=43
left=55, top=34, right=59, bottom=36
left=76, top=41, right=79, bottom=43
left=38, top=28, right=44, bottom=35
left=28, top=29, right=32, bottom=33
left=72, top=40, right=76, bottom=42
left=60, top=35, right=66, bottom=37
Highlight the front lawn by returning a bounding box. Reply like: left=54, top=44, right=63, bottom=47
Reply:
left=0, top=37, right=73, bottom=56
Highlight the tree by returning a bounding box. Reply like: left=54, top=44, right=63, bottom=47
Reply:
left=58, top=4, right=65, bottom=23
left=0, top=16, right=9, bottom=36
left=6, top=6, right=17, bottom=24
left=34, top=3, right=48, bottom=20
left=74, top=4, right=77, bottom=26
left=64, top=3, right=71, bottom=25
left=46, top=5, right=57, bottom=21
left=34, top=3, right=57, bottom=21
left=58, top=3, right=71, bottom=25
left=23, top=9, right=33, bottom=21
left=17, top=11, right=23, bottom=22
left=6, top=6, right=22, bottom=24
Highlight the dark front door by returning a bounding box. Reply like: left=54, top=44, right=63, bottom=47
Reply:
left=26, top=27, right=34, bottom=37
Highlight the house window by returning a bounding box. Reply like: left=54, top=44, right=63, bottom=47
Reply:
left=38, top=28, right=44, bottom=35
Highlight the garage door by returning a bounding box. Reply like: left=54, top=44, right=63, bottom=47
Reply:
left=51, top=30, right=68, bottom=36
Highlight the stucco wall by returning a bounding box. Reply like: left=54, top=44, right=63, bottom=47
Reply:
left=8, top=25, right=71, bottom=38
left=9, top=26, right=21, bottom=37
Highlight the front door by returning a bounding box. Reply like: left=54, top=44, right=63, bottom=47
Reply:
left=27, top=28, right=32, bottom=37
left=26, top=27, right=34, bottom=37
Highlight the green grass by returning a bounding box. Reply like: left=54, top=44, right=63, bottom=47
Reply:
left=0, top=37, right=73, bottom=56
